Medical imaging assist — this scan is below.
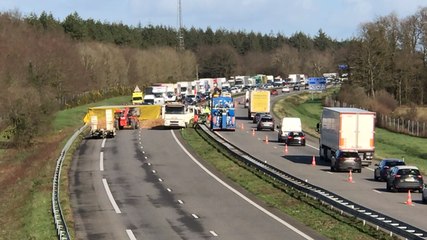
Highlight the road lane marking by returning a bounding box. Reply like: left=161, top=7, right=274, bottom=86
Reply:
left=158, top=178, right=163, bottom=182
left=210, top=230, right=218, bottom=237
left=192, top=213, right=199, bottom=219
left=171, top=130, right=315, bottom=240
left=102, top=178, right=122, bottom=214
left=126, top=229, right=137, bottom=240
left=178, top=200, right=184, bottom=204
left=365, top=167, right=374, bottom=172
left=101, top=138, right=106, bottom=148
left=373, top=190, right=382, bottom=194
left=152, top=170, right=156, bottom=173
left=166, top=188, right=172, bottom=192
left=100, top=152, right=104, bottom=171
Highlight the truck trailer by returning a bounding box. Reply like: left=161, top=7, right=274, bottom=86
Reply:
left=317, top=107, right=376, bottom=166
left=247, top=90, right=270, bottom=119
left=86, top=108, right=116, bottom=138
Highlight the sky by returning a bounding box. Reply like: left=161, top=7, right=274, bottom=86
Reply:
left=1, top=0, right=426, bottom=40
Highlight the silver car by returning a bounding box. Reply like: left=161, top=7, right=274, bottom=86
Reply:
left=257, top=115, right=275, bottom=131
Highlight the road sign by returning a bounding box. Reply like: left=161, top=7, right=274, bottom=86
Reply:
left=308, top=77, right=326, bottom=91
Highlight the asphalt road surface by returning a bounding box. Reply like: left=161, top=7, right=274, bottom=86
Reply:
left=226, top=92, right=427, bottom=232
left=70, top=125, right=326, bottom=240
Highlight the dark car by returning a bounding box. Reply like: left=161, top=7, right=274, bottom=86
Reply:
left=253, top=112, right=269, bottom=123
left=284, top=131, right=305, bottom=146
left=386, top=166, right=423, bottom=192
left=257, top=115, right=275, bottom=131
left=374, top=158, right=405, bottom=181
left=331, top=150, right=362, bottom=173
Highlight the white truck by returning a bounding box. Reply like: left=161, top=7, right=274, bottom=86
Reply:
left=162, top=103, right=195, bottom=128
left=317, top=107, right=376, bottom=166
left=277, top=117, right=302, bottom=142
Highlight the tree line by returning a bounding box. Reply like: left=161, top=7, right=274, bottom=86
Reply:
left=1, top=7, right=427, bottom=146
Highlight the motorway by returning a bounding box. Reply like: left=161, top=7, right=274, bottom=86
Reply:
left=225, top=92, right=427, bottom=232
left=69, top=124, right=326, bottom=239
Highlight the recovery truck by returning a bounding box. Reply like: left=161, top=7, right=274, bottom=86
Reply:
left=162, top=102, right=194, bottom=128
left=85, top=107, right=116, bottom=138
left=316, top=107, right=376, bottom=166
left=210, top=94, right=236, bottom=131
left=114, top=107, right=140, bottom=130
left=247, top=90, right=270, bottom=119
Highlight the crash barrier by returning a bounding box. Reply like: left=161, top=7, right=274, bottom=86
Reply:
left=52, top=125, right=87, bottom=240
left=196, top=124, right=427, bottom=240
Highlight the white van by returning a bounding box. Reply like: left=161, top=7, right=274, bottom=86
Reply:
left=277, top=117, right=302, bottom=142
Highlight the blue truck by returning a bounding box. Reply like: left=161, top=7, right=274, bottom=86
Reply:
left=210, top=95, right=236, bottom=131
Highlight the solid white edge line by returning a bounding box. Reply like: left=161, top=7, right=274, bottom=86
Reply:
left=101, top=138, right=106, bottom=148
left=171, top=130, right=314, bottom=240
left=126, top=229, right=137, bottom=240
left=210, top=230, right=218, bottom=237
left=102, top=178, right=122, bottom=214
left=100, top=152, right=104, bottom=171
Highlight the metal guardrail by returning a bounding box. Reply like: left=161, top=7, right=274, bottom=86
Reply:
left=197, top=124, right=427, bottom=240
left=52, top=125, right=87, bottom=240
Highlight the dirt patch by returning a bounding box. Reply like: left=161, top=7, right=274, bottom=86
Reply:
left=140, top=118, right=164, bottom=128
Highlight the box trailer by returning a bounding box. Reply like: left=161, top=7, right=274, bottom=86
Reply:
left=247, top=90, right=270, bottom=119
left=317, top=107, right=375, bottom=166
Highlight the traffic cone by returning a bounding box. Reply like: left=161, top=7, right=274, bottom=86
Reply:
left=252, top=128, right=255, bottom=136
left=405, top=190, right=413, bottom=206
left=311, top=156, right=316, bottom=166
left=347, top=170, right=354, bottom=183
left=265, top=135, right=269, bottom=144
left=284, top=144, right=288, bottom=154
left=241, top=123, right=244, bottom=130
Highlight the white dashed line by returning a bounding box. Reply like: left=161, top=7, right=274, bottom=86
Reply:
left=142, top=151, right=145, bottom=154
left=126, top=229, right=137, bottom=240
left=178, top=200, right=184, bottom=204
left=327, top=172, right=334, bottom=175
left=144, top=156, right=148, bottom=159
left=192, top=214, right=199, bottom=219
left=373, top=190, right=382, bottom=194
left=152, top=170, right=156, bottom=173
left=171, top=130, right=315, bottom=240
left=147, top=162, right=151, bottom=166
left=166, top=188, right=172, bottom=192
left=101, top=138, right=106, bottom=148
left=210, top=230, right=218, bottom=237
left=102, top=178, right=121, bottom=214
left=158, top=178, right=163, bottom=182
left=100, top=152, right=104, bottom=171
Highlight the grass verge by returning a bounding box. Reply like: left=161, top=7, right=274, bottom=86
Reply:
left=181, top=126, right=396, bottom=240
